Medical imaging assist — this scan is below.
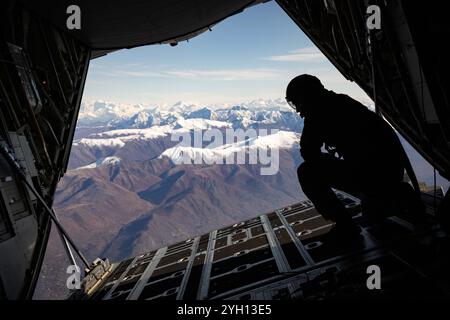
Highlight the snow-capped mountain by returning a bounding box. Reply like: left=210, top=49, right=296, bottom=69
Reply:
left=78, top=98, right=303, bottom=132
left=211, top=107, right=302, bottom=130
left=160, top=130, right=299, bottom=165
left=78, top=100, right=204, bottom=125
left=76, top=156, right=122, bottom=170
left=79, top=100, right=151, bottom=125
left=239, top=98, right=292, bottom=111
left=77, top=118, right=232, bottom=144
left=69, top=116, right=299, bottom=171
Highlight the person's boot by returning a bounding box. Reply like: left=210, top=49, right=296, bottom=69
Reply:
left=398, top=182, right=426, bottom=219
left=322, top=219, right=363, bottom=244
left=361, top=196, right=398, bottom=220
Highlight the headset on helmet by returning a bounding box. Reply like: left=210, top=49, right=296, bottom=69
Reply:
left=286, top=74, right=324, bottom=112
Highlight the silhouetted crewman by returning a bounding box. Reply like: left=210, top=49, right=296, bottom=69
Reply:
left=286, top=74, right=421, bottom=240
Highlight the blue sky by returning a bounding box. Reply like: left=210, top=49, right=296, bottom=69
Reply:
left=83, top=1, right=371, bottom=106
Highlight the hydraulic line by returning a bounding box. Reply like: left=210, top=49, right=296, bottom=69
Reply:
left=0, top=141, right=90, bottom=270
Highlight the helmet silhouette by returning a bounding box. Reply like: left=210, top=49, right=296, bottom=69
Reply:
left=286, top=74, right=324, bottom=115
left=286, top=74, right=324, bottom=102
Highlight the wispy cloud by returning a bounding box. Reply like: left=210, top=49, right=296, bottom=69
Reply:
left=123, top=63, right=143, bottom=67
left=166, top=68, right=287, bottom=81
left=114, top=70, right=164, bottom=77
left=96, top=68, right=287, bottom=81
left=265, top=47, right=325, bottom=62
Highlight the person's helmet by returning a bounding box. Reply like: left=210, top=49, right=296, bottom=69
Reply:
left=285, top=74, right=324, bottom=114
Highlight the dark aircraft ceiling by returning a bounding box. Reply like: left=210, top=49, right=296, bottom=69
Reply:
left=19, top=0, right=268, bottom=58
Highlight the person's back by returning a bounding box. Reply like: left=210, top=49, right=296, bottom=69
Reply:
left=285, top=74, right=420, bottom=241
left=304, top=90, right=404, bottom=177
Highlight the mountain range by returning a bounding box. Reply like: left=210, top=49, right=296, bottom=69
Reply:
left=34, top=99, right=306, bottom=299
